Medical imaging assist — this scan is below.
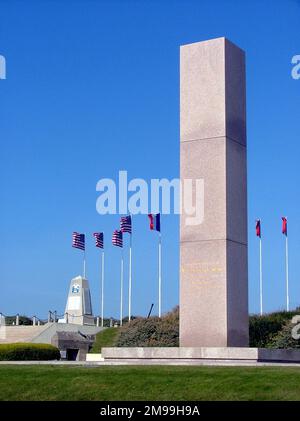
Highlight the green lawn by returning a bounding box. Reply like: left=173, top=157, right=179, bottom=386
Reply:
left=90, top=327, right=119, bottom=353
left=1, top=365, right=300, bottom=400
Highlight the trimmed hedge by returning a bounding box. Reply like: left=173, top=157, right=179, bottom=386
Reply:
left=116, top=307, right=179, bottom=347
left=0, top=343, right=61, bottom=361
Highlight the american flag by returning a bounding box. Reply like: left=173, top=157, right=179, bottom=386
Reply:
left=112, top=230, right=123, bottom=247
left=93, top=232, right=104, bottom=248
left=72, top=232, right=85, bottom=250
left=120, top=215, right=132, bottom=234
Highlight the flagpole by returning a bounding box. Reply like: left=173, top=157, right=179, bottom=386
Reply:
left=285, top=234, right=289, bottom=311
left=158, top=232, right=162, bottom=318
left=259, top=236, right=263, bottom=316
left=101, top=250, right=104, bottom=327
left=128, top=221, right=132, bottom=322
left=83, top=249, right=86, bottom=279
left=120, top=248, right=124, bottom=326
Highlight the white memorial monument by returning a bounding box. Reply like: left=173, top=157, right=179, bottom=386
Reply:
left=64, top=276, right=95, bottom=325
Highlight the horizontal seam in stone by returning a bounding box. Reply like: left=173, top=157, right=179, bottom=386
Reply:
left=180, top=238, right=247, bottom=246
left=180, top=135, right=246, bottom=148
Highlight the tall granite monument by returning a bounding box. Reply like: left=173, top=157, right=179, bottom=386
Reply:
left=100, top=37, right=300, bottom=363
left=180, top=37, right=249, bottom=347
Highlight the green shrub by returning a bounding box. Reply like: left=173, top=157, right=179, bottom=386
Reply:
left=98, top=307, right=300, bottom=349
left=116, top=306, right=179, bottom=347
left=266, top=321, right=300, bottom=349
left=5, top=316, right=33, bottom=326
left=249, top=310, right=300, bottom=347
left=0, top=343, right=61, bottom=361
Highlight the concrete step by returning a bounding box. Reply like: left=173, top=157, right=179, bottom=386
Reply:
left=86, top=353, right=104, bottom=362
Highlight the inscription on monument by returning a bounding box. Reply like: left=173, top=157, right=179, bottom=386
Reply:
left=181, top=262, right=224, bottom=283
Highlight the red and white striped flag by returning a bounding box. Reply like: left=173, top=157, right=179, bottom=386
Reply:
left=72, top=232, right=85, bottom=250
left=93, top=232, right=104, bottom=249
left=120, top=215, right=132, bottom=234
left=112, top=230, right=123, bottom=247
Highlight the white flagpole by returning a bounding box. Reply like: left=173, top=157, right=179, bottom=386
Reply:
left=83, top=249, right=86, bottom=279
left=158, top=232, right=162, bottom=318
left=259, top=237, right=263, bottom=316
left=120, top=248, right=124, bottom=326
left=83, top=232, right=87, bottom=278
left=101, top=250, right=104, bottom=327
left=285, top=234, right=289, bottom=311
left=128, top=223, right=132, bottom=322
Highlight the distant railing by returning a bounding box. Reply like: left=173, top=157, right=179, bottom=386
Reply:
left=0, top=312, right=58, bottom=326
left=0, top=312, right=48, bottom=326
left=0, top=311, right=116, bottom=327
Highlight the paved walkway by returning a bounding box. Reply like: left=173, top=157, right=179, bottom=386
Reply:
left=1, top=360, right=300, bottom=367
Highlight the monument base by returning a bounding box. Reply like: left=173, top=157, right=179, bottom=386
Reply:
left=64, top=315, right=95, bottom=326
left=100, top=347, right=300, bottom=364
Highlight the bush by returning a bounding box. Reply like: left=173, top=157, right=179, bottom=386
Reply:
left=0, top=343, right=61, bottom=361
left=116, top=306, right=179, bottom=347
left=266, top=321, right=300, bottom=349
left=101, top=306, right=300, bottom=349
left=249, top=310, right=300, bottom=347
left=5, top=316, right=33, bottom=326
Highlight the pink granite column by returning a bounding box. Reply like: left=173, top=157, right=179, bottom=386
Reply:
left=179, top=37, right=249, bottom=347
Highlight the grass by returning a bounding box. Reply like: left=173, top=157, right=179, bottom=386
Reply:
left=90, top=328, right=120, bottom=353
left=1, top=365, right=300, bottom=400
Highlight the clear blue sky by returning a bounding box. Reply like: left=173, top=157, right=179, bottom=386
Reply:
left=0, top=0, right=299, bottom=319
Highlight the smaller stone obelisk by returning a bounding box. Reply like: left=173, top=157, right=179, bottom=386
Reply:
left=65, top=276, right=95, bottom=325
